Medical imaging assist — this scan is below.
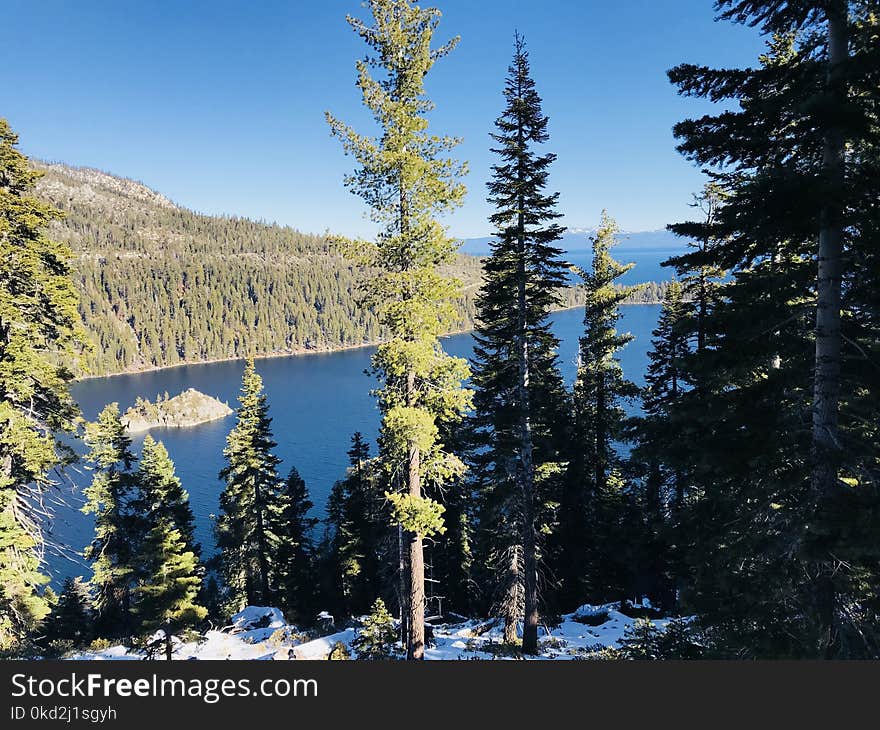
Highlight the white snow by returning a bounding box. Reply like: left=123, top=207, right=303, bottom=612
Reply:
left=70, top=603, right=682, bottom=661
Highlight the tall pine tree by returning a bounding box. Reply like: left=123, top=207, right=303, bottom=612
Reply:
left=326, top=0, right=471, bottom=659
left=82, top=404, right=138, bottom=637
left=556, top=211, right=641, bottom=608
left=271, top=467, right=318, bottom=624
left=216, top=359, right=282, bottom=612
left=469, top=34, right=568, bottom=652
left=666, top=1, right=880, bottom=656
left=0, top=119, right=85, bottom=652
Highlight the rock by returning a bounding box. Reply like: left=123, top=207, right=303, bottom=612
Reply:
left=122, top=388, right=233, bottom=432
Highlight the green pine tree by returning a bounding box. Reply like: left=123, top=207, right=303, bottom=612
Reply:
left=469, top=34, right=569, bottom=653
left=631, top=280, right=689, bottom=608
left=216, top=359, right=282, bottom=611
left=133, top=519, right=206, bottom=660
left=352, top=598, right=399, bottom=660
left=136, top=436, right=199, bottom=557
left=271, top=467, right=318, bottom=624
left=557, top=211, right=642, bottom=607
left=666, top=2, right=880, bottom=657
left=0, top=118, right=86, bottom=652
left=44, top=577, right=94, bottom=651
left=82, top=403, right=138, bottom=637
left=326, top=0, right=471, bottom=660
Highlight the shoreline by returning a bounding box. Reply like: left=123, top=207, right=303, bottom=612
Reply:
left=73, top=300, right=662, bottom=383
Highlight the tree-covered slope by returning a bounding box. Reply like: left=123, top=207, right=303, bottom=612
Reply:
left=34, top=162, right=663, bottom=377
left=34, top=162, right=484, bottom=376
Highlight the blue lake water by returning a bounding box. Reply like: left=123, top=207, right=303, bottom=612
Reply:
left=48, top=304, right=661, bottom=584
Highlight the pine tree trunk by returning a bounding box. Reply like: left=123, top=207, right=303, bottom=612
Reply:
left=254, top=482, right=271, bottom=604
left=164, top=627, right=172, bottom=661
left=406, top=370, right=425, bottom=660
left=811, top=1, right=848, bottom=659
left=517, top=232, right=539, bottom=655
left=398, top=522, right=409, bottom=649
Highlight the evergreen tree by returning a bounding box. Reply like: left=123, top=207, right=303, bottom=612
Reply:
left=469, top=34, right=569, bottom=653
left=45, top=577, right=94, bottom=650
left=82, top=404, right=138, bottom=637
left=322, top=433, right=385, bottom=617
left=326, top=0, right=471, bottom=659
left=666, top=2, right=880, bottom=656
left=133, top=519, right=206, bottom=660
left=352, top=598, right=399, bottom=660
left=136, top=436, right=199, bottom=557
left=216, top=359, right=282, bottom=611
left=556, top=212, right=642, bottom=608
left=631, top=280, right=689, bottom=608
left=0, top=119, right=85, bottom=652
left=271, top=467, right=318, bottom=624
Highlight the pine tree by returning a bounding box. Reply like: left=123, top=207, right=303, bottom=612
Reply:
left=135, top=436, right=199, bottom=557
left=45, top=577, right=94, bottom=650
left=631, top=280, right=689, bottom=608
left=321, top=433, right=388, bottom=617
left=0, top=119, right=85, bottom=652
left=469, top=34, right=568, bottom=653
left=666, top=2, right=880, bottom=656
left=271, top=467, right=318, bottom=624
left=216, top=359, right=282, bottom=611
left=326, top=0, right=471, bottom=659
left=557, top=211, right=642, bottom=608
left=352, top=598, right=399, bottom=660
left=133, top=519, right=206, bottom=660
left=618, top=618, right=663, bottom=660
left=82, top=404, right=138, bottom=637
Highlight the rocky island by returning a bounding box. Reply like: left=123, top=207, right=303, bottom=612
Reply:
left=122, top=388, right=233, bottom=433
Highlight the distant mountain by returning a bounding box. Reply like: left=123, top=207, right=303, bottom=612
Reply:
left=460, top=228, right=683, bottom=256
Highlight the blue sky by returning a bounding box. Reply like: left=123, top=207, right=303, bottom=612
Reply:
left=2, top=0, right=766, bottom=238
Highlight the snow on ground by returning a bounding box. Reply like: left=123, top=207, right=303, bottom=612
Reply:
left=71, top=602, right=675, bottom=661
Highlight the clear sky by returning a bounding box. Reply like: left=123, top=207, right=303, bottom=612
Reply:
left=2, top=0, right=766, bottom=238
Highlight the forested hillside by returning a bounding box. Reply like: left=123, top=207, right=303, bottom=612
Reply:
left=34, top=162, right=484, bottom=376
left=35, top=162, right=665, bottom=376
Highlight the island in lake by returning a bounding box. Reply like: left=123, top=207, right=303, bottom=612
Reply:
left=122, top=388, right=233, bottom=432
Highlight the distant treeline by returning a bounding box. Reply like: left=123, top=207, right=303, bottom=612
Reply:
left=36, top=163, right=669, bottom=376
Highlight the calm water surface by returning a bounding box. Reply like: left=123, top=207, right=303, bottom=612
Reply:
left=49, top=305, right=660, bottom=583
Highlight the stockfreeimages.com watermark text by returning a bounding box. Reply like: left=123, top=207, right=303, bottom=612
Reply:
left=10, top=672, right=318, bottom=705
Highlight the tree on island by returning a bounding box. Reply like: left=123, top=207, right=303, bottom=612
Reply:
left=0, top=118, right=86, bottom=653
left=469, top=34, right=569, bottom=652
left=326, top=0, right=472, bottom=659
left=216, top=359, right=283, bottom=611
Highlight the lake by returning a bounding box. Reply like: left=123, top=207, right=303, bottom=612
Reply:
left=48, top=304, right=661, bottom=584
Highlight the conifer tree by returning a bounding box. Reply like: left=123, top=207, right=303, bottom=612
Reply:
left=271, top=467, right=318, bottom=624
left=469, top=34, right=568, bottom=653
left=631, top=281, right=689, bottom=607
left=666, top=1, right=880, bottom=656
left=322, top=433, right=388, bottom=617
left=0, top=119, right=85, bottom=651
left=216, top=359, right=282, bottom=611
left=45, top=577, right=94, bottom=650
left=555, top=212, right=641, bottom=607
left=136, top=436, right=199, bottom=557
left=352, top=597, right=399, bottom=660
left=326, top=0, right=471, bottom=659
left=82, top=404, right=138, bottom=637
left=133, top=519, right=206, bottom=660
